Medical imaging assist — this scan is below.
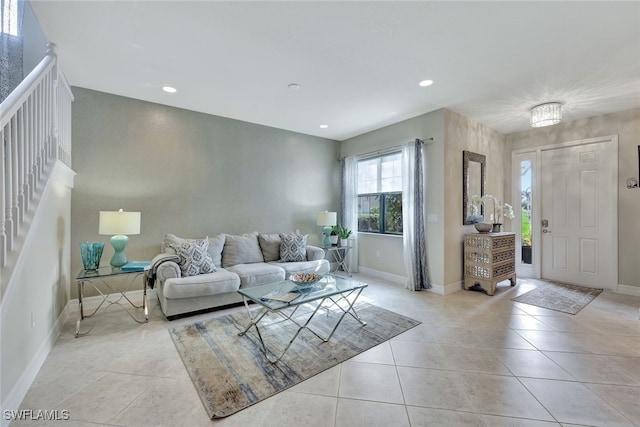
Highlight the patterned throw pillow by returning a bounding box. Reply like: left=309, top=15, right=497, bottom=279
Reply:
left=170, top=238, right=216, bottom=277
left=279, top=233, right=307, bottom=262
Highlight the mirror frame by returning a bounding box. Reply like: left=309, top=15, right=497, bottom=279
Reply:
left=462, top=150, right=486, bottom=225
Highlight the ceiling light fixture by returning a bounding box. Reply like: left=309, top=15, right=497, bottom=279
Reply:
left=288, top=83, right=301, bottom=90
left=162, top=86, right=177, bottom=93
left=530, top=102, right=562, bottom=128
left=319, top=124, right=328, bottom=129
left=419, top=79, right=434, bottom=87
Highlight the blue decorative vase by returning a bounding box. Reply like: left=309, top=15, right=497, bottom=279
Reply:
left=79, top=242, right=104, bottom=270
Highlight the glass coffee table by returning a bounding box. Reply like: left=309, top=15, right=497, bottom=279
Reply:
left=237, top=274, right=368, bottom=363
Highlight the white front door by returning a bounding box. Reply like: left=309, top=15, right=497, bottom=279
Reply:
left=540, top=138, right=617, bottom=288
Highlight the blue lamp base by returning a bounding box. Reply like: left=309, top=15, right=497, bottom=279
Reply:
left=322, top=227, right=332, bottom=248
left=109, top=235, right=129, bottom=268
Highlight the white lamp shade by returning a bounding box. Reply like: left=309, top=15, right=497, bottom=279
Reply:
left=99, top=210, right=141, bottom=235
left=316, top=211, right=337, bottom=226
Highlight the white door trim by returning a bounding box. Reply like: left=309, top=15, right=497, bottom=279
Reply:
left=511, top=135, right=618, bottom=289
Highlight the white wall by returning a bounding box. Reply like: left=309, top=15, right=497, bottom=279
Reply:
left=0, top=161, right=75, bottom=415
left=340, top=110, right=446, bottom=288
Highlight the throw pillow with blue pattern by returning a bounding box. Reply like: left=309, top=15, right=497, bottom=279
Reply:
left=279, top=233, right=307, bottom=262
left=170, top=237, right=216, bottom=277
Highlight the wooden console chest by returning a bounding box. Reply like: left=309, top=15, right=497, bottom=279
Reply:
left=464, top=232, right=516, bottom=295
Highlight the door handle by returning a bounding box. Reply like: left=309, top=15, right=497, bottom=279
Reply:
left=542, top=229, right=551, bottom=233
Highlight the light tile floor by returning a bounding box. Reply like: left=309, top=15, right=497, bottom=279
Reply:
left=13, top=275, right=640, bottom=427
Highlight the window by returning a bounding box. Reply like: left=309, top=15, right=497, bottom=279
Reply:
left=357, top=152, right=402, bottom=234
left=520, top=160, right=533, bottom=264
left=1, top=0, right=19, bottom=37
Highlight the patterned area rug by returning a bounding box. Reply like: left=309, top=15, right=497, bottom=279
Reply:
left=512, top=281, right=603, bottom=315
left=169, top=302, right=420, bottom=419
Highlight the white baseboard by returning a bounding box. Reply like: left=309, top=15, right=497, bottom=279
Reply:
left=1, top=304, right=70, bottom=427
left=615, top=284, right=640, bottom=297
left=357, top=266, right=459, bottom=295
left=357, top=266, right=407, bottom=286
left=431, top=281, right=463, bottom=296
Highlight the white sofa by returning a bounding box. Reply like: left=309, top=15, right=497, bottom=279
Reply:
left=152, top=232, right=329, bottom=318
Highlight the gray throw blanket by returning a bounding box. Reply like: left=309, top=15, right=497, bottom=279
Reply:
left=146, top=253, right=180, bottom=289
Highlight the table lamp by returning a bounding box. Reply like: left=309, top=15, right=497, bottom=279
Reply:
left=99, top=209, right=141, bottom=267
left=316, top=211, right=337, bottom=248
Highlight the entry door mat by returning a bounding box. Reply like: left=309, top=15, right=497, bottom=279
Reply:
left=511, top=281, right=603, bottom=315
left=168, top=302, right=420, bottom=419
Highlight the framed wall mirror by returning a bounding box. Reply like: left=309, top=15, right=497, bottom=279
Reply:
left=462, top=150, right=486, bottom=225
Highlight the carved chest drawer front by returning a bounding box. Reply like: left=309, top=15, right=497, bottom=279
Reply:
left=464, top=232, right=516, bottom=296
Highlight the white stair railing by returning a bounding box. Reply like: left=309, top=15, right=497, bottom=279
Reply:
left=0, top=43, right=73, bottom=267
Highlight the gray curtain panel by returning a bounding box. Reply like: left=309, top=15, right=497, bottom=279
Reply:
left=412, top=139, right=430, bottom=290
left=403, top=139, right=430, bottom=291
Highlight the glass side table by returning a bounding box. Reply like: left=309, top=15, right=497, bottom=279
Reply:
left=325, top=246, right=351, bottom=276
left=75, top=266, right=148, bottom=337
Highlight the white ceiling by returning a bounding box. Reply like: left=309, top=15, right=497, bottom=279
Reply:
left=30, top=1, right=640, bottom=141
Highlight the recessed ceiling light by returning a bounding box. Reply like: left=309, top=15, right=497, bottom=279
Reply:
left=319, top=124, right=329, bottom=129
left=162, top=86, right=177, bottom=93
left=419, top=79, right=434, bottom=87
left=288, top=83, right=301, bottom=90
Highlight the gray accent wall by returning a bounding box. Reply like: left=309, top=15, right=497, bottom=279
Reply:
left=71, top=88, right=340, bottom=298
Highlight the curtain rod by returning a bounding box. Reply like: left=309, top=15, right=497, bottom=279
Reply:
left=339, top=137, right=434, bottom=161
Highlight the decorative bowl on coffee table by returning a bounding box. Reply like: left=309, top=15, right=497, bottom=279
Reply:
left=289, top=273, right=322, bottom=288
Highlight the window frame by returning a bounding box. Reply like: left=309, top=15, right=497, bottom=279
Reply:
left=356, top=152, right=403, bottom=235
left=1, top=0, right=20, bottom=37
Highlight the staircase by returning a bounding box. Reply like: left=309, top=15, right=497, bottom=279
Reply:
left=0, top=43, right=74, bottom=417
left=0, top=43, right=73, bottom=289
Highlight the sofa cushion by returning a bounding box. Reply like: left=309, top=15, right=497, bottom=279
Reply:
left=222, top=232, right=264, bottom=268
left=258, top=233, right=281, bottom=262
left=169, top=238, right=216, bottom=277
left=226, top=263, right=285, bottom=288
left=279, top=233, right=307, bottom=262
left=163, top=269, right=240, bottom=299
left=164, top=233, right=225, bottom=268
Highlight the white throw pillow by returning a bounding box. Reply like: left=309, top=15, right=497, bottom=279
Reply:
left=222, top=232, right=264, bottom=268
left=207, top=234, right=226, bottom=267
left=258, top=233, right=282, bottom=262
